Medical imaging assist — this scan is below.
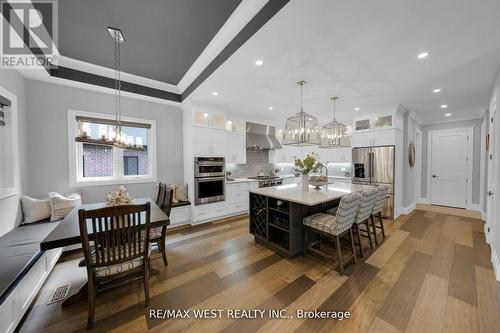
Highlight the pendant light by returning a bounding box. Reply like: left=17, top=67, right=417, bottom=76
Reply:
left=74, top=28, right=145, bottom=151
left=282, top=80, right=320, bottom=146
left=319, top=96, right=351, bottom=148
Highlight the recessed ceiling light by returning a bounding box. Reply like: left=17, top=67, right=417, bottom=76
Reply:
left=212, top=91, right=218, bottom=96
left=440, top=104, right=448, bottom=109
left=433, top=88, right=441, bottom=93
left=444, top=113, right=452, bottom=117
left=354, top=107, right=360, bottom=111
left=417, top=51, right=429, bottom=59
left=255, top=59, right=264, bottom=66
left=268, top=106, right=273, bottom=110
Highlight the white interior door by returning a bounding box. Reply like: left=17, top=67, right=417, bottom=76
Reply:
left=486, top=94, right=498, bottom=243
left=430, top=128, right=471, bottom=208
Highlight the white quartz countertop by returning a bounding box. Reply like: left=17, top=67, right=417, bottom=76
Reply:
left=248, top=183, right=371, bottom=206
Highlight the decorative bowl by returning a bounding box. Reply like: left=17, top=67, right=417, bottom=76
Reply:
left=309, top=176, right=328, bottom=189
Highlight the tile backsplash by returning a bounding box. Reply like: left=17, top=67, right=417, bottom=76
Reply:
left=227, top=150, right=271, bottom=178
left=226, top=150, right=351, bottom=178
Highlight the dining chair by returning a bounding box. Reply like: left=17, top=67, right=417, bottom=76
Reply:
left=371, top=184, right=391, bottom=244
left=151, top=182, right=173, bottom=265
left=303, top=192, right=362, bottom=275
left=78, top=202, right=151, bottom=329
left=331, top=187, right=378, bottom=258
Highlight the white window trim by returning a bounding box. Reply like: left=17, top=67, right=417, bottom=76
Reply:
left=0, top=85, right=20, bottom=200
left=68, top=109, right=157, bottom=187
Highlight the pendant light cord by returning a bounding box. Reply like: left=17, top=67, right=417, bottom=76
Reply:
left=113, top=31, right=122, bottom=135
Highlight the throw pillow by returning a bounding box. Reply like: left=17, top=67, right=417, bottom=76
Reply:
left=175, top=184, right=188, bottom=202
left=169, top=184, right=179, bottom=204
left=21, top=195, right=51, bottom=223
left=48, top=192, right=82, bottom=221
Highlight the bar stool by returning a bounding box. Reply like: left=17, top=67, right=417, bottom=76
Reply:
left=333, top=187, right=378, bottom=258
left=303, top=192, right=362, bottom=275
left=371, top=184, right=391, bottom=244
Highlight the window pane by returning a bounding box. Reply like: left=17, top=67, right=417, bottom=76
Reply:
left=82, top=143, right=113, bottom=177
left=123, top=148, right=148, bottom=176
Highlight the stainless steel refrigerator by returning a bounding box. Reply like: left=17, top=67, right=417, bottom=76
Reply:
left=352, top=146, right=395, bottom=218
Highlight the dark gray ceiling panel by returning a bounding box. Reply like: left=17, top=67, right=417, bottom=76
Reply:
left=59, top=0, right=242, bottom=85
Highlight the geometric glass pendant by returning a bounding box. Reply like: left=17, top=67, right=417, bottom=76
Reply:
left=319, top=96, right=351, bottom=148
left=282, top=80, right=321, bottom=146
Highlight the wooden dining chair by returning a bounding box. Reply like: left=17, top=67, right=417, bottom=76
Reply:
left=151, top=182, right=173, bottom=265
left=78, top=202, right=151, bottom=329
left=303, top=192, right=362, bottom=275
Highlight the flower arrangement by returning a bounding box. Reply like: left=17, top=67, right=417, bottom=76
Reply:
left=106, top=185, right=134, bottom=206
left=294, top=153, right=324, bottom=175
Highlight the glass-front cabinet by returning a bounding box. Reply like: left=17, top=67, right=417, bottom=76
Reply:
left=353, top=111, right=402, bottom=133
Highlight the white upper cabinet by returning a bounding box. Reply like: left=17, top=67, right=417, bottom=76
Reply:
left=351, top=128, right=398, bottom=147
left=353, top=109, right=404, bottom=133
left=193, top=127, right=227, bottom=156
left=226, top=132, right=246, bottom=164
left=193, top=110, right=226, bottom=129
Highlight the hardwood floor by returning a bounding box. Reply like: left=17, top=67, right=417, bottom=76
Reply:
left=17, top=209, right=500, bottom=333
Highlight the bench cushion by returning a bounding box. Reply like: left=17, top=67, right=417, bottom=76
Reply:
left=0, top=222, right=59, bottom=304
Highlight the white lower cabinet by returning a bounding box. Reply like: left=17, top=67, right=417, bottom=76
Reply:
left=191, top=182, right=250, bottom=224
left=0, top=248, right=62, bottom=333
left=168, top=206, right=191, bottom=227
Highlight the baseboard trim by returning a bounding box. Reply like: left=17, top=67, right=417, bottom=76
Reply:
left=417, top=197, right=429, bottom=204
left=491, top=245, right=500, bottom=281
left=471, top=204, right=482, bottom=212
left=401, top=203, right=416, bottom=215
left=415, top=203, right=482, bottom=219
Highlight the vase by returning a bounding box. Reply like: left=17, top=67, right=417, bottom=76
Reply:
left=301, top=174, right=309, bottom=191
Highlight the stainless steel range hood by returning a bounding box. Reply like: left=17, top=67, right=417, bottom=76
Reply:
left=246, top=122, right=282, bottom=151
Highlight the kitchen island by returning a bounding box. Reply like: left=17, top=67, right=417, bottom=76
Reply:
left=249, top=183, right=369, bottom=258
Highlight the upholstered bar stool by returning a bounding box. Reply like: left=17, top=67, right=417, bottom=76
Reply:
left=332, top=187, right=378, bottom=258
left=371, top=184, right=391, bottom=244
left=303, top=192, right=362, bottom=275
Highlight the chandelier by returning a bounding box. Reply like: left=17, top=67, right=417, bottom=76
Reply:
left=282, top=80, right=320, bottom=146
left=319, top=96, right=351, bottom=148
left=74, top=27, right=145, bottom=151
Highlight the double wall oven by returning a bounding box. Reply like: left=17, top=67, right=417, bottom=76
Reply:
left=194, top=157, right=225, bottom=205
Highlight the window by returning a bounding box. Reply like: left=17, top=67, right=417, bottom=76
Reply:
left=0, top=89, right=20, bottom=199
left=68, top=110, right=157, bottom=187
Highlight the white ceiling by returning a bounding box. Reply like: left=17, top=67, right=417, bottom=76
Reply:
left=187, top=0, right=500, bottom=125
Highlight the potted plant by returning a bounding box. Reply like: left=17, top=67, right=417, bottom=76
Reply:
left=293, top=153, right=324, bottom=191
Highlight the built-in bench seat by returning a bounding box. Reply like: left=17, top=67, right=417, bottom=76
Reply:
left=169, top=201, right=191, bottom=227
left=0, top=222, right=63, bottom=333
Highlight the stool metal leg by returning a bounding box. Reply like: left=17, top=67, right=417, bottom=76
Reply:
left=335, top=235, right=344, bottom=276
left=364, top=220, right=373, bottom=249
left=355, top=224, right=364, bottom=258
left=379, top=212, right=386, bottom=238
left=371, top=216, right=378, bottom=245
left=349, top=228, right=357, bottom=264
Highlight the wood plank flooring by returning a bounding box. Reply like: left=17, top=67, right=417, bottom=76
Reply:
left=17, top=209, right=500, bottom=333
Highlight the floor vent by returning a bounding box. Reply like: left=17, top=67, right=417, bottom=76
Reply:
left=48, top=283, right=71, bottom=304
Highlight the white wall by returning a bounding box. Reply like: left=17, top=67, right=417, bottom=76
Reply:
left=0, top=70, right=28, bottom=236
left=402, top=112, right=421, bottom=208
left=25, top=80, right=184, bottom=203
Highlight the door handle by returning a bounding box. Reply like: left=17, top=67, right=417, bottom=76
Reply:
left=432, top=175, right=437, bottom=178
left=488, top=191, right=494, bottom=196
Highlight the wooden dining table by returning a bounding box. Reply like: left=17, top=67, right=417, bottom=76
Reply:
left=40, top=197, right=169, bottom=306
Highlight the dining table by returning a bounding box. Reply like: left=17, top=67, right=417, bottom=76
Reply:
left=40, top=197, right=169, bottom=306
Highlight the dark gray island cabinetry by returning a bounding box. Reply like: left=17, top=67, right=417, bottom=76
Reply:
left=249, top=183, right=368, bottom=258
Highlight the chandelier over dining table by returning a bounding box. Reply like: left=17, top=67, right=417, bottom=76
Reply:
left=75, top=27, right=147, bottom=151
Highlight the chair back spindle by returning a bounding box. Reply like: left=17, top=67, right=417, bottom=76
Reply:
left=78, top=202, right=151, bottom=269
